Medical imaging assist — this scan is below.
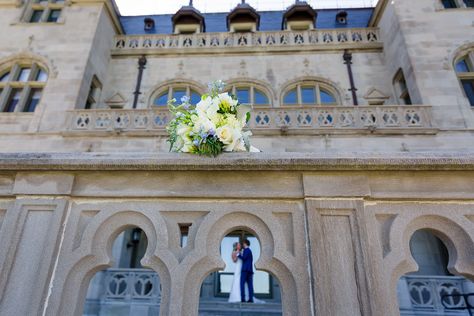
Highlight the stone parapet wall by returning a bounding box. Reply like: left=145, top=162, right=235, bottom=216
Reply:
left=0, top=153, right=472, bottom=315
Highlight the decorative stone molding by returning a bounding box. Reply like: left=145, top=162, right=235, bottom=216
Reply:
left=1, top=152, right=474, bottom=172
left=105, top=92, right=127, bottom=109
left=112, top=28, right=382, bottom=56
left=364, top=87, right=390, bottom=105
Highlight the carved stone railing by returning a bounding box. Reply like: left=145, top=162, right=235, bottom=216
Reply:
left=67, top=105, right=435, bottom=135
left=112, top=28, right=381, bottom=55
left=103, top=268, right=161, bottom=303
left=400, top=275, right=472, bottom=314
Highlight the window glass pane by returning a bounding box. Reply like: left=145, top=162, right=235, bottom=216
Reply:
left=4, top=89, right=22, bottom=112
left=442, top=0, right=458, bottom=7
left=47, top=10, right=61, bottom=23
left=236, top=88, right=250, bottom=104
left=18, top=68, right=31, bottom=82
left=301, top=87, right=316, bottom=104
left=154, top=92, right=168, bottom=106
left=464, top=0, right=474, bottom=7
left=30, top=10, right=43, bottom=23
left=24, top=89, right=42, bottom=112
left=172, top=89, right=186, bottom=103
left=462, top=79, right=474, bottom=106
left=455, top=59, right=471, bottom=73
left=283, top=89, right=298, bottom=104
left=36, top=69, right=48, bottom=82
left=320, top=90, right=336, bottom=104
left=190, top=90, right=201, bottom=104
left=402, top=94, right=412, bottom=105
left=254, top=89, right=269, bottom=105
left=0, top=72, right=10, bottom=82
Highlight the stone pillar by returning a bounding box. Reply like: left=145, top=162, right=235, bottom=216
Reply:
left=396, top=277, right=415, bottom=315
left=0, top=172, right=74, bottom=316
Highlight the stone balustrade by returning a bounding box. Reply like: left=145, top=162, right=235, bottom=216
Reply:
left=399, top=275, right=473, bottom=315
left=112, top=28, right=381, bottom=55
left=67, top=105, right=435, bottom=135
left=103, top=268, right=161, bottom=302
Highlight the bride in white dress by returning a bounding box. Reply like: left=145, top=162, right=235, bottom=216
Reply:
left=228, top=242, right=264, bottom=304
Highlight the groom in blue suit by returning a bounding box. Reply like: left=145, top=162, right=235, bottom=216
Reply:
left=238, top=239, right=254, bottom=303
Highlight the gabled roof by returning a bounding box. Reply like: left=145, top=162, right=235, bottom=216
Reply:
left=172, top=4, right=206, bottom=32
left=227, top=2, right=260, bottom=30
left=282, top=1, right=317, bottom=29
left=120, top=8, right=375, bottom=35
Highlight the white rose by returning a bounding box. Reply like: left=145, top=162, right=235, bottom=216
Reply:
left=216, top=126, right=233, bottom=145
left=217, top=126, right=243, bottom=152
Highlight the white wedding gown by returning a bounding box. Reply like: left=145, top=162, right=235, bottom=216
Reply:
left=228, top=258, right=265, bottom=304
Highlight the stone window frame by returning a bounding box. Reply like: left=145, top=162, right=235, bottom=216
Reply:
left=84, top=75, right=102, bottom=110
left=23, top=0, right=67, bottom=24
left=281, top=80, right=339, bottom=106
left=392, top=69, right=412, bottom=105
left=438, top=0, right=473, bottom=9
left=0, top=61, right=48, bottom=113
left=150, top=82, right=205, bottom=107
left=225, top=82, right=272, bottom=107
left=454, top=51, right=474, bottom=107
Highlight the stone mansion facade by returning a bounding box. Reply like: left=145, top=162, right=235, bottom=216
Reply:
left=0, top=0, right=473, bottom=315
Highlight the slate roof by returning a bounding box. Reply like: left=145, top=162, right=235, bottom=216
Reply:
left=120, top=8, right=374, bottom=35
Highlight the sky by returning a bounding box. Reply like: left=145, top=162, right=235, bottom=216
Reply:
left=115, top=0, right=379, bottom=16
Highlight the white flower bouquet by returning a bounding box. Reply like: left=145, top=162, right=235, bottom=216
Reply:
left=167, top=81, right=259, bottom=156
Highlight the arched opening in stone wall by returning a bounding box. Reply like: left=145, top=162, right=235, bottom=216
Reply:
left=397, top=229, right=474, bottom=315
left=83, top=227, right=161, bottom=316
left=198, top=229, right=282, bottom=315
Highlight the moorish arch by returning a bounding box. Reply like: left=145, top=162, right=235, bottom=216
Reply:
left=383, top=213, right=474, bottom=304
left=47, top=209, right=176, bottom=316
left=180, top=211, right=299, bottom=316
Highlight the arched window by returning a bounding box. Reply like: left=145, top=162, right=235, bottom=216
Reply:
left=282, top=81, right=337, bottom=106
left=152, top=84, right=202, bottom=107
left=0, top=62, right=48, bottom=113
left=226, top=83, right=271, bottom=106
left=455, top=51, right=474, bottom=106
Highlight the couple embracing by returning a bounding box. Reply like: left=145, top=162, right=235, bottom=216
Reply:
left=228, top=239, right=264, bottom=304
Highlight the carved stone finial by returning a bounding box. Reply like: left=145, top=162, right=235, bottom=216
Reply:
left=189, top=0, right=193, bottom=6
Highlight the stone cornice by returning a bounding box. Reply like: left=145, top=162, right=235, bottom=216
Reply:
left=0, top=152, right=473, bottom=171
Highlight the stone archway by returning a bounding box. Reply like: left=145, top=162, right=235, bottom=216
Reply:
left=180, top=211, right=299, bottom=316
left=384, top=214, right=474, bottom=316
left=45, top=209, right=176, bottom=316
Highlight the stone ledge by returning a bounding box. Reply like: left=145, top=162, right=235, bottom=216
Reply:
left=0, top=152, right=473, bottom=171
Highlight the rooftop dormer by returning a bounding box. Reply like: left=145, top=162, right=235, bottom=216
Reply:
left=227, top=0, right=260, bottom=32
left=282, top=0, right=317, bottom=31
left=172, top=0, right=205, bottom=34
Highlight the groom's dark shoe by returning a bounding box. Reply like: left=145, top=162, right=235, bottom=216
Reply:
left=247, top=300, right=254, bottom=303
